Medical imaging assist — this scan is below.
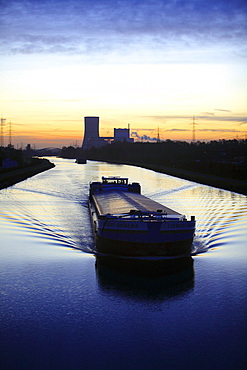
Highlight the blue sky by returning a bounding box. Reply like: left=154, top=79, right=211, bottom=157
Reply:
left=0, top=0, right=246, bottom=146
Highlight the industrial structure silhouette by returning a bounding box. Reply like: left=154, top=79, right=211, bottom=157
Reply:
left=82, top=117, right=133, bottom=150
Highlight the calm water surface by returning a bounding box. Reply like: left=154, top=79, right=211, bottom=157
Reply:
left=1, top=158, right=246, bottom=370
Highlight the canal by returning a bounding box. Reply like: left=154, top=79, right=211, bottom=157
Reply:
left=1, top=158, right=246, bottom=369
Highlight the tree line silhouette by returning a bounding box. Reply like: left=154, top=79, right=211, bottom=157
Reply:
left=61, top=139, right=247, bottom=182
left=1, top=140, right=246, bottom=192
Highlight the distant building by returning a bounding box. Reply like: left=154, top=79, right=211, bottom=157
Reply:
left=82, top=117, right=106, bottom=150
left=82, top=117, right=133, bottom=150
left=114, top=128, right=134, bottom=143
left=2, top=157, right=18, bottom=168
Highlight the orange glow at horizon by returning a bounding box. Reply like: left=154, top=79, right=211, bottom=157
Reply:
left=1, top=62, right=246, bottom=147
left=2, top=115, right=245, bottom=149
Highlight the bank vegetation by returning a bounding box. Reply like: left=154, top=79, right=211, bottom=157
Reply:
left=78, top=139, right=247, bottom=195
left=0, top=147, right=55, bottom=190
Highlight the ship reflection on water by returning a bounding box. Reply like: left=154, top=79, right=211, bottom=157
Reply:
left=95, top=254, right=194, bottom=302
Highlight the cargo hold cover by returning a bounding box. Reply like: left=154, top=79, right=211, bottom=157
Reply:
left=93, top=191, right=181, bottom=216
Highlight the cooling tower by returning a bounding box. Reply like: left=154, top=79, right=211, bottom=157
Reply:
left=82, top=116, right=100, bottom=149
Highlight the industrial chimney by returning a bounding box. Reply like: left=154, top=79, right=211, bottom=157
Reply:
left=82, top=117, right=100, bottom=150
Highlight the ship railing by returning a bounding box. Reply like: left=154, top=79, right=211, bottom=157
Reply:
left=99, top=210, right=186, bottom=221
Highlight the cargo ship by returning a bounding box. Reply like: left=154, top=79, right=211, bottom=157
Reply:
left=89, top=177, right=196, bottom=257
left=75, top=157, right=87, bottom=164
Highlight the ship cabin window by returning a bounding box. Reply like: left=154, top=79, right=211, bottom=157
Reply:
left=102, top=177, right=128, bottom=185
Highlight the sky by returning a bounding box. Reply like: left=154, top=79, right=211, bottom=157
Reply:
left=0, top=0, right=246, bottom=148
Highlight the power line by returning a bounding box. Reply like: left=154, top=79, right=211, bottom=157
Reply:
left=157, top=126, right=160, bottom=142
left=9, top=121, right=12, bottom=146
left=191, top=116, right=198, bottom=142
left=1, top=117, right=6, bottom=147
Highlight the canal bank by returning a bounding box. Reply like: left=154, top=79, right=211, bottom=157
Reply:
left=0, top=158, right=55, bottom=190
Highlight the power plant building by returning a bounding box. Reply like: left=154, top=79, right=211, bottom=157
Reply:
left=82, top=117, right=133, bottom=150
left=114, top=128, right=131, bottom=142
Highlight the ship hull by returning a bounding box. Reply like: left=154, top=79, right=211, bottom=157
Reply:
left=89, top=201, right=195, bottom=257
left=94, top=234, right=194, bottom=257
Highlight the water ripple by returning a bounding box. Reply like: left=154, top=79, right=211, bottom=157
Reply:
left=1, top=161, right=246, bottom=257
left=192, top=190, right=247, bottom=253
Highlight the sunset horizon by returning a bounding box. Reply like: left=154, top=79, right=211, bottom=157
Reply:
left=1, top=0, right=246, bottom=148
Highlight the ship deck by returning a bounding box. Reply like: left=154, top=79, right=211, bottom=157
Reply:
left=92, top=191, right=181, bottom=217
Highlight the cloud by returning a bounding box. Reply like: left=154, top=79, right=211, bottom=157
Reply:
left=214, top=109, right=231, bottom=112
left=1, top=0, right=246, bottom=62
left=144, top=114, right=247, bottom=125
left=202, top=112, right=215, bottom=116
left=198, top=115, right=247, bottom=124
left=166, top=129, right=190, bottom=132
left=198, top=128, right=242, bottom=132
